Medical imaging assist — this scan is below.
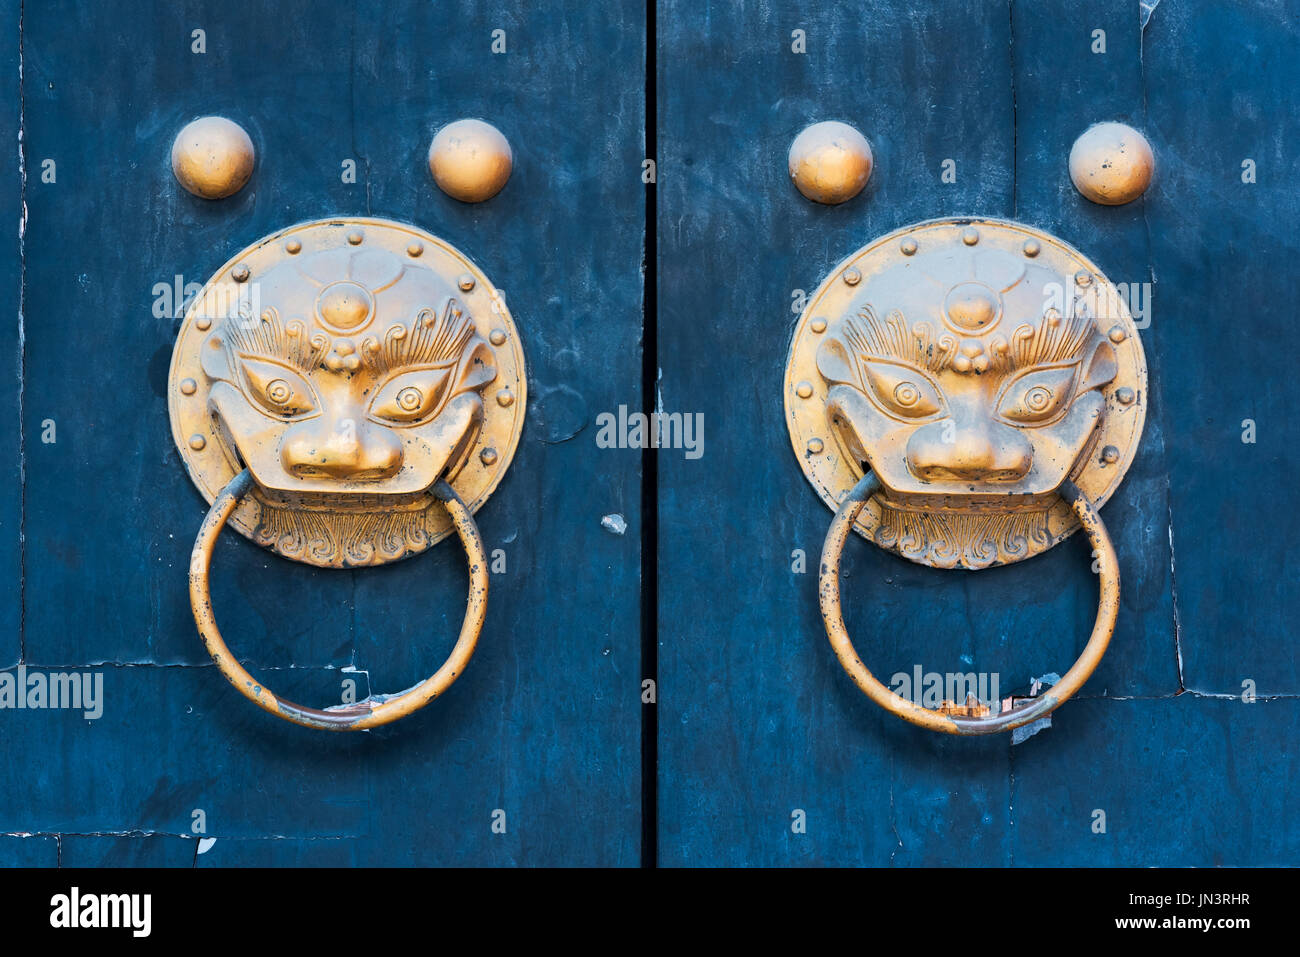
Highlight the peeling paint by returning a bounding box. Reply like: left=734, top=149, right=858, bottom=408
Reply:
left=1140, top=0, right=1161, bottom=31
left=1167, top=502, right=1185, bottom=690
left=1011, top=673, right=1062, bottom=745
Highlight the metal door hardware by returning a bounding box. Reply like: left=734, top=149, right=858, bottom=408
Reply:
left=1069, top=122, right=1155, bottom=205
left=169, top=216, right=526, bottom=729
left=785, top=217, right=1146, bottom=734
left=787, top=120, right=873, bottom=205
left=171, top=116, right=256, bottom=200
left=428, top=118, right=513, bottom=203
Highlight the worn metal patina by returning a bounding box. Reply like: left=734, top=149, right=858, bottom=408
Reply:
left=1069, top=121, right=1155, bottom=206
left=169, top=216, right=525, bottom=729
left=787, top=217, right=1145, bottom=568
left=787, top=120, right=874, bottom=205
left=428, top=118, right=514, bottom=203
left=786, top=217, right=1146, bottom=733
left=170, top=116, right=256, bottom=200
left=169, top=216, right=526, bottom=568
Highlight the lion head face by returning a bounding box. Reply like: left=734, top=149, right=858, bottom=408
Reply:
left=817, top=246, right=1118, bottom=512
left=198, top=246, right=496, bottom=505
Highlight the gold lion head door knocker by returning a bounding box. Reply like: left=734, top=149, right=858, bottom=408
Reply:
left=169, top=218, right=526, bottom=730
left=786, top=218, right=1146, bottom=735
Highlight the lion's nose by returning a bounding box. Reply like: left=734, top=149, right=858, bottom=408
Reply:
left=906, top=420, right=1032, bottom=483
left=280, top=417, right=403, bottom=481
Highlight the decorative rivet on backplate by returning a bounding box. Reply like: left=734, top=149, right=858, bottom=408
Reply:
left=810, top=318, right=827, bottom=333
left=231, top=264, right=250, bottom=282
left=285, top=240, right=301, bottom=254
left=961, top=227, right=980, bottom=246
left=806, top=438, right=825, bottom=454
left=1075, top=269, right=1093, bottom=287
left=195, top=317, right=212, bottom=331
left=795, top=381, right=813, bottom=399
left=489, top=328, right=508, bottom=346
left=407, top=242, right=424, bottom=257
left=1108, top=325, right=1127, bottom=343
left=480, top=447, right=499, bottom=466
left=1116, top=387, right=1136, bottom=405
left=188, top=434, right=207, bottom=451
left=347, top=231, right=363, bottom=245
left=1023, top=239, right=1040, bottom=257
left=1101, top=445, right=1120, bottom=464
left=180, top=378, right=197, bottom=396
left=458, top=273, right=476, bottom=292
left=496, top=387, right=515, bottom=408
left=900, top=238, right=918, bottom=256
left=843, top=267, right=862, bottom=286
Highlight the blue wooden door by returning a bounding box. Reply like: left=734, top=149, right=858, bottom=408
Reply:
left=657, top=0, right=1300, bottom=865
left=4, top=0, right=1298, bottom=871
left=2, top=0, right=645, bottom=866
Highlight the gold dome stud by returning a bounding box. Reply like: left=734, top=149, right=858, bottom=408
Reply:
left=428, top=118, right=513, bottom=203
left=171, top=116, right=255, bottom=200
left=787, top=121, right=873, bottom=205
left=1069, top=122, right=1155, bottom=206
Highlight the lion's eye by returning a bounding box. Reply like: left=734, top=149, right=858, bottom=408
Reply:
left=238, top=355, right=317, bottom=418
left=860, top=359, right=945, bottom=419
left=997, top=365, right=1077, bottom=424
left=370, top=368, right=451, bottom=425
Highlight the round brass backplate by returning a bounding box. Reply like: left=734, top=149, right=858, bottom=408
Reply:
left=784, top=217, right=1146, bottom=568
left=169, top=217, right=526, bottom=567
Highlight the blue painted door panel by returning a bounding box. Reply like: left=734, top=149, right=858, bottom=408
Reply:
left=657, top=0, right=1299, bottom=866
left=5, top=0, right=643, bottom=866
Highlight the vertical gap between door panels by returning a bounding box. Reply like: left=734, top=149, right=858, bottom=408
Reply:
left=15, top=0, right=24, bottom=666
left=639, top=0, right=659, bottom=869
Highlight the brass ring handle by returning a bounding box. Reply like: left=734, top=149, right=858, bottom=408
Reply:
left=818, top=471, right=1120, bottom=735
left=189, top=469, right=489, bottom=731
